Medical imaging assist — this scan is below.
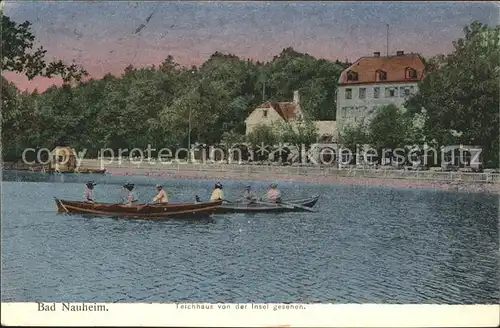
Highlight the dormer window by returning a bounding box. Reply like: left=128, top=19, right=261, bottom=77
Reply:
left=263, top=109, right=268, bottom=118
left=347, top=70, right=359, bottom=82
left=375, top=69, right=387, bottom=81
left=405, top=67, right=418, bottom=79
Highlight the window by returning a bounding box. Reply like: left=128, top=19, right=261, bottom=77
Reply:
left=342, top=107, right=353, bottom=118
left=376, top=69, right=387, bottom=81
left=359, top=88, right=366, bottom=99
left=345, top=88, right=352, bottom=99
left=374, top=87, right=380, bottom=98
left=263, top=109, right=268, bottom=118
left=385, top=87, right=397, bottom=98
left=347, top=70, right=359, bottom=82
left=404, top=88, right=410, bottom=97
left=405, top=67, right=418, bottom=79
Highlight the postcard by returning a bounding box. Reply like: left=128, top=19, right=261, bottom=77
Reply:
left=1, top=1, right=499, bottom=327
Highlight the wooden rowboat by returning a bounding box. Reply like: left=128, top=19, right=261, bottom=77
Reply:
left=215, top=195, right=319, bottom=214
left=54, top=198, right=222, bottom=220
left=53, top=168, right=107, bottom=174
left=73, top=168, right=107, bottom=174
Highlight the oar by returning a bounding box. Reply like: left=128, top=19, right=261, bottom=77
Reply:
left=255, top=199, right=317, bottom=212
left=280, top=201, right=318, bottom=213
left=254, top=200, right=295, bottom=210
left=122, top=189, right=148, bottom=207
left=136, top=202, right=152, bottom=211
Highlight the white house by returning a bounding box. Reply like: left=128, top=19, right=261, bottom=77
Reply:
left=245, top=90, right=337, bottom=142
left=336, top=50, right=426, bottom=132
left=245, top=91, right=304, bottom=134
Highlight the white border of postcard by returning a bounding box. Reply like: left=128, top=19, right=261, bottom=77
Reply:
left=1, top=303, right=499, bottom=327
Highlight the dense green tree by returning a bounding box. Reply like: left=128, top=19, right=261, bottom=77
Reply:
left=339, top=104, right=421, bottom=165
left=367, top=104, right=415, bottom=164
left=263, top=47, right=346, bottom=120
left=1, top=77, right=43, bottom=160
left=1, top=13, right=89, bottom=160
left=367, top=104, right=412, bottom=151
left=274, top=119, right=319, bottom=163
left=220, top=130, right=246, bottom=163
left=246, top=124, right=278, bottom=161
left=1, top=13, right=88, bottom=82
left=407, top=21, right=500, bottom=167
left=221, top=130, right=246, bottom=148
left=338, top=123, right=370, bottom=153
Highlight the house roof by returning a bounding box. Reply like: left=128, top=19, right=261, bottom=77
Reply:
left=338, top=53, right=425, bottom=85
left=258, top=101, right=299, bottom=121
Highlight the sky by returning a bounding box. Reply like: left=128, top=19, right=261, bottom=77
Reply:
left=2, top=1, right=499, bottom=92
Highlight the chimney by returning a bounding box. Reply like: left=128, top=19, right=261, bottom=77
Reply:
left=293, top=90, right=300, bottom=105
left=396, top=50, right=404, bottom=56
left=373, top=52, right=380, bottom=57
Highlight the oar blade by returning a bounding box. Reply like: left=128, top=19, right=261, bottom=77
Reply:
left=280, top=201, right=318, bottom=213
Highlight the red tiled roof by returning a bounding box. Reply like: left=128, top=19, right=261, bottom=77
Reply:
left=259, top=102, right=299, bottom=121
left=339, top=53, right=425, bottom=85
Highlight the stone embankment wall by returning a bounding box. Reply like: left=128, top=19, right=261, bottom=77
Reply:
left=79, top=159, right=500, bottom=194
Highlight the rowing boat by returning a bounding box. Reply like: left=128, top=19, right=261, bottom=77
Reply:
left=54, top=198, right=222, bottom=220
left=53, top=168, right=107, bottom=174
left=215, top=195, right=319, bottom=214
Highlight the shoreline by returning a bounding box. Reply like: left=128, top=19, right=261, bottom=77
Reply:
left=104, top=167, right=500, bottom=194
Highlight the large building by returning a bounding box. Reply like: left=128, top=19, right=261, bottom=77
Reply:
left=336, top=50, right=425, bottom=132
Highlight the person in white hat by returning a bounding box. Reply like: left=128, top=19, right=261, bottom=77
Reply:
left=266, top=183, right=281, bottom=203
left=237, top=185, right=256, bottom=203
left=152, top=184, right=168, bottom=203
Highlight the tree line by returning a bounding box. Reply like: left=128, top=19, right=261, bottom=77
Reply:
left=1, top=13, right=499, bottom=168
left=2, top=10, right=347, bottom=161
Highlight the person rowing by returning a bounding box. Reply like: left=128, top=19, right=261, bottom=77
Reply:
left=237, top=185, right=256, bottom=203
left=210, top=182, right=224, bottom=201
left=122, top=183, right=137, bottom=206
left=152, top=184, right=168, bottom=204
left=84, top=181, right=96, bottom=203
left=266, top=183, right=282, bottom=203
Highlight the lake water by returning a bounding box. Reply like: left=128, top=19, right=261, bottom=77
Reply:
left=1, top=171, right=498, bottom=304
